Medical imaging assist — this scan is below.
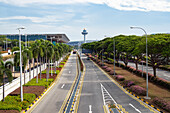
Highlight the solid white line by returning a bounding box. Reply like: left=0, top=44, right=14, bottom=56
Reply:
left=61, top=84, right=65, bottom=89
left=129, top=103, right=141, bottom=113
left=89, top=105, right=92, bottom=113
left=69, top=71, right=71, bottom=74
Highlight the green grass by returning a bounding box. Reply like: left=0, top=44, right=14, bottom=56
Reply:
left=0, top=93, right=36, bottom=111
left=24, top=78, right=54, bottom=88
left=60, top=62, right=66, bottom=64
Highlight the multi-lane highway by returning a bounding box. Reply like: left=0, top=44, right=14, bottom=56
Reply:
left=77, top=55, right=157, bottom=113
left=27, top=54, right=159, bottom=113
left=30, top=53, right=77, bottom=113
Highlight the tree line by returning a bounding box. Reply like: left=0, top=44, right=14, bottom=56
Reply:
left=82, top=34, right=170, bottom=77
left=0, top=39, right=72, bottom=101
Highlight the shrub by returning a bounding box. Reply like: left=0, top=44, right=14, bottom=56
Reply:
left=109, top=70, right=117, bottom=75
left=105, top=67, right=112, bottom=72
left=122, top=80, right=135, bottom=87
left=0, top=93, right=36, bottom=111
left=60, top=62, right=65, bottom=64
left=153, top=97, right=170, bottom=112
left=59, top=65, right=64, bottom=68
left=102, top=66, right=108, bottom=69
left=129, top=85, right=146, bottom=96
left=24, top=78, right=54, bottom=88
left=115, top=75, right=125, bottom=81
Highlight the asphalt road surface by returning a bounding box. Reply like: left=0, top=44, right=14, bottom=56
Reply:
left=119, top=61, right=170, bottom=81
left=78, top=55, right=156, bottom=113
left=31, top=53, right=77, bottom=113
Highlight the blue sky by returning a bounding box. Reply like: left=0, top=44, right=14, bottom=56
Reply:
left=0, top=0, right=170, bottom=41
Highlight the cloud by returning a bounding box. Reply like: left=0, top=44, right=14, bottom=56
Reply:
left=0, top=0, right=170, bottom=12
left=0, top=15, right=63, bottom=23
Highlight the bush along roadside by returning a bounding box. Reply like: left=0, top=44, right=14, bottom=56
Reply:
left=86, top=54, right=167, bottom=113
left=0, top=53, right=70, bottom=113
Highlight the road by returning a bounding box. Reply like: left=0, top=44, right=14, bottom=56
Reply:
left=119, top=61, right=170, bottom=81
left=77, top=55, right=156, bottom=113
left=31, top=53, right=77, bottom=113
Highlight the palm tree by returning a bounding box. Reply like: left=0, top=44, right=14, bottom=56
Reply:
left=47, top=43, right=54, bottom=81
left=31, top=40, right=42, bottom=83
left=53, top=46, right=60, bottom=74
left=41, top=40, right=54, bottom=81
left=23, top=48, right=32, bottom=83
left=0, top=61, right=13, bottom=101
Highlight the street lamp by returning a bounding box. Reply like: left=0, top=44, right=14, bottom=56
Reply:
left=16, top=27, right=25, bottom=101
left=24, top=34, right=28, bottom=74
left=50, top=37, right=54, bottom=76
left=130, top=26, right=150, bottom=99
left=113, top=38, right=116, bottom=76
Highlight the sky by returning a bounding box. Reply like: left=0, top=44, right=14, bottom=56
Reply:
left=0, top=0, right=170, bottom=41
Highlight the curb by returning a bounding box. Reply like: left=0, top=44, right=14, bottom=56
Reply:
left=23, top=55, right=70, bottom=113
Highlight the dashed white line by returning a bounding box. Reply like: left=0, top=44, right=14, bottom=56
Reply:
left=61, top=84, right=65, bottom=89
left=89, top=105, right=92, bottom=113
left=69, top=71, right=71, bottom=74
left=129, top=103, right=141, bottom=113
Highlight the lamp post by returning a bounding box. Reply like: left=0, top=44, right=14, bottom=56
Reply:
left=17, top=27, right=25, bottom=101
left=113, top=38, right=116, bottom=76
left=130, top=26, right=150, bottom=99
left=50, top=37, right=53, bottom=76
left=25, top=34, right=27, bottom=74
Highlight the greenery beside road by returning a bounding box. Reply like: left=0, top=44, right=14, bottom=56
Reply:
left=0, top=93, right=36, bottom=112
left=24, top=78, right=54, bottom=88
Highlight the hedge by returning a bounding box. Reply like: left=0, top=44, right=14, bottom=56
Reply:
left=115, top=75, right=125, bottom=81
left=153, top=97, right=170, bottom=112
left=24, top=78, right=54, bottom=88
left=129, top=85, right=146, bottom=96
left=0, top=93, right=36, bottom=111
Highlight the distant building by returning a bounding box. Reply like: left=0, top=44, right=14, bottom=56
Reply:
left=0, top=34, right=70, bottom=43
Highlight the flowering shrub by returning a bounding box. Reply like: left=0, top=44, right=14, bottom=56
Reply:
left=109, top=70, right=117, bottom=75
left=122, top=80, right=135, bottom=87
left=102, top=66, right=108, bottom=69
left=129, top=85, right=146, bottom=96
left=105, top=67, right=112, bottom=72
left=153, top=97, right=170, bottom=112
left=115, top=75, right=125, bottom=81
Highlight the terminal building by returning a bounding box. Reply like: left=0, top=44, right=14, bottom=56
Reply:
left=0, top=34, right=70, bottom=43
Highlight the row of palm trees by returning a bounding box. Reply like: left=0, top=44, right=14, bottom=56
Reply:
left=0, top=39, right=71, bottom=101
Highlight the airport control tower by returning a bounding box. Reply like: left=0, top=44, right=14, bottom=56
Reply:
left=81, top=28, right=88, bottom=43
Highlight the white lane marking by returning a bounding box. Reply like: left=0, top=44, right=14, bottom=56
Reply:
left=129, top=103, right=141, bottom=113
left=89, top=105, right=92, bottom=113
left=61, top=84, right=65, bottom=89
left=69, top=71, right=71, bottom=74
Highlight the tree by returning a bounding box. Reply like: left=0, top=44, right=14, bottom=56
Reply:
left=0, top=61, right=13, bottom=101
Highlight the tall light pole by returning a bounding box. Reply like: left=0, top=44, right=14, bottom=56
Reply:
left=113, top=38, right=116, bottom=76
left=130, top=26, right=150, bottom=99
left=17, top=27, right=25, bottom=101
left=25, top=34, right=27, bottom=74
left=50, top=37, right=53, bottom=76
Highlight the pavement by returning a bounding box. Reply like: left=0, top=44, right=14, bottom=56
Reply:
left=77, top=55, right=156, bottom=113
left=30, top=53, right=77, bottom=113
left=119, top=61, right=170, bottom=81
